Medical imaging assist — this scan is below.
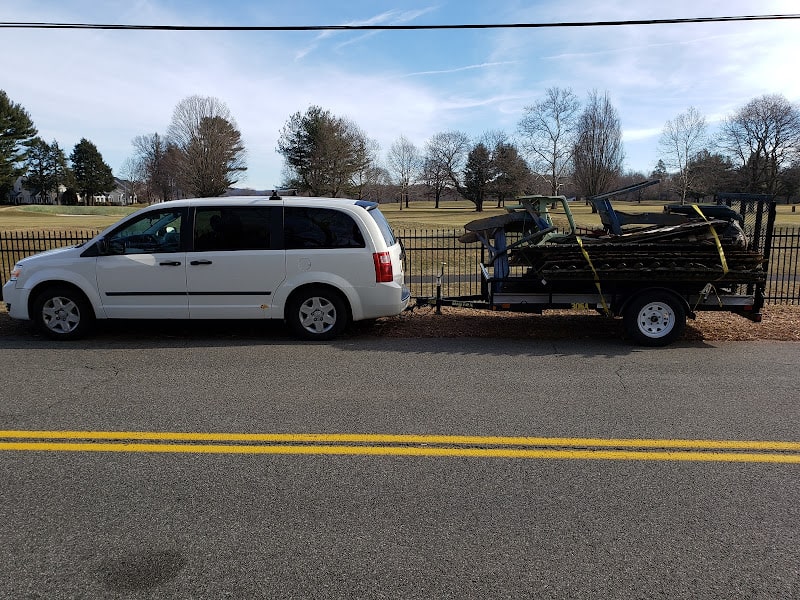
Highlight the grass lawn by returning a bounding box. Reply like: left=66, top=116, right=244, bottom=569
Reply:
left=378, top=198, right=605, bottom=230
left=2, top=197, right=799, bottom=233
left=0, top=204, right=138, bottom=232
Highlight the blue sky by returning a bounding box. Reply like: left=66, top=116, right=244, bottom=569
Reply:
left=2, top=0, right=799, bottom=190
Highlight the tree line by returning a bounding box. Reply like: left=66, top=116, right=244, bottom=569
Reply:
left=276, top=92, right=626, bottom=212
left=1, top=90, right=115, bottom=204
left=3, top=87, right=800, bottom=209
left=0, top=91, right=246, bottom=204
left=277, top=88, right=800, bottom=211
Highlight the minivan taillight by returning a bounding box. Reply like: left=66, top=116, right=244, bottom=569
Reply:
left=373, top=251, right=394, bottom=283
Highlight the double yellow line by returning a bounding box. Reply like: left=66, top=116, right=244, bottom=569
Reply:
left=2, top=431, right=800, bottom=463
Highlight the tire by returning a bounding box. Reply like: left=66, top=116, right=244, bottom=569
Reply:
left=287, top=286, right=349, bottom=341
left=31, top=285, right=94, bottom=341
left=623, top=291, right=686, bottom=347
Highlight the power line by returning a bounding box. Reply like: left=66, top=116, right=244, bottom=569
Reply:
left=0, top=14, right=799, bottom=32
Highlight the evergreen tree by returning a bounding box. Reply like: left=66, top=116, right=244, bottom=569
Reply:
left=491, top=142, right=531, bottom=207
left=0, top=90, right=38, bottom=199
left=25, top=138, right=68, bottom=203
left=69, top=138, right=114, bottom=205
left=277, top=105, right=371, bottom=197
left=462, top=143, right=493, bottom=212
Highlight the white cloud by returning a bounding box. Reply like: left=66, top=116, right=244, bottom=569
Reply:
left=396, top=61, right=521, bottom=78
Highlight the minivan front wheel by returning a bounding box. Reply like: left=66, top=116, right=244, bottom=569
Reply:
left=287, top=287, right=349, bottom=341
left=32, top=285, right=94, bottom=340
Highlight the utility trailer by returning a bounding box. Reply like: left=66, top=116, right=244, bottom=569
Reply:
left=415, top=183, right=776, bottom=346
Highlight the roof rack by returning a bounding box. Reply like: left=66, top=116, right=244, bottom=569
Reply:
left=269, top=188, right=298, bottom=200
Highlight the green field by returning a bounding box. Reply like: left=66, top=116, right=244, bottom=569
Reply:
left=2, top=198, right=800, bottom=232
left=0, top=205, right=136, bottom=232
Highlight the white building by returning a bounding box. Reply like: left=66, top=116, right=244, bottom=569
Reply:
left=7, top=177, right=137, bottom=206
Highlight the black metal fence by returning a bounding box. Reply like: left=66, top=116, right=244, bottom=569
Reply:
left=2, top=227, right=800, bottom=304
left=767, top=226, right=800, bottom=304
left=0, top=229, right=100, bottom=285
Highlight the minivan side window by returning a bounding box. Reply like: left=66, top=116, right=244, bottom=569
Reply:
left=194, top=207, right=272, bottom=251
left=284, top=207, right=365, bottom=249
left=106, top=209, right=183, bottom=254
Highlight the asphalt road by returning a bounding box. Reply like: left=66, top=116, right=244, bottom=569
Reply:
left=1, top=327, right=799, bottom=599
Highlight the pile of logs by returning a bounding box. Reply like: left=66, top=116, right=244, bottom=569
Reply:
left=509, top=243, right=765, bottom=284
left=505, top=220, right=766, bottom=284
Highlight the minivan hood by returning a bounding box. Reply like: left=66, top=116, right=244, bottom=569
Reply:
left=19, top=244, right=83, bottom=265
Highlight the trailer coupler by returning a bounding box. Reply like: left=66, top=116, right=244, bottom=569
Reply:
left=413, top=295, right=490, bottom=311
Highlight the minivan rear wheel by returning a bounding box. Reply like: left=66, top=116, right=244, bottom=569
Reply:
left=32, top=285, right=94, bottom=340
left=287, top=286, right=349, bottom=341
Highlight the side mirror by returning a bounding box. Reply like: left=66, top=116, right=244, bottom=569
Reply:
left=97, top=236, right=125, bottom=255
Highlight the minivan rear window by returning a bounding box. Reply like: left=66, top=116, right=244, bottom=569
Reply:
left=364, top=206, right=396, bottom=247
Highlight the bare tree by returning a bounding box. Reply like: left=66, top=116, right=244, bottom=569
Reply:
left=351, top=138, right=383, bottom=200
left=717, top=93, right=800, bottom=194
left=118, top=156, right=145, bottom=204
left=131, top=132, right=175, bottom=202
left=421, top=131, right=471, bottom=208
left=420, top=155, right=448, bottom=209
left=573, top=90, right=624, bottom=199
left=354, top=163, right=391, bottom=202
left=517, top=87, right=580, bottom=195
left=167, top=95, right=247, bottom=197
left=387, top=135, right=421, bottom=209
left=479, top=129, right=510, bottom=154
left=659, top=106, right=707, bottom=204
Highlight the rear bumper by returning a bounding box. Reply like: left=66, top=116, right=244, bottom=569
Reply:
left=356, top=283, right=410, bottom=320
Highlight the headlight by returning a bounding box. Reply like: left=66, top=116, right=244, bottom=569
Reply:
left=9, top=264, right=22, bottom=281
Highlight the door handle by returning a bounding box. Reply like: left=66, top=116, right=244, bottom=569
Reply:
left=159, top=260, right=182, bottom=266
left=190, top=260, right=213, bottom=265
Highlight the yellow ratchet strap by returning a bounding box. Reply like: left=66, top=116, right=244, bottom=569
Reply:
left=576, top=235, right=611, bottom=316
left=691, top=204, right=729, bottom=275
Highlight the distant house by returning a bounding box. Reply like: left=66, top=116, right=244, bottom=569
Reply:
left=93, top=179, right=138, bottom=205
left=7, top=177, right=65, bottom=205
left=6, top=177, right=137, bottom=206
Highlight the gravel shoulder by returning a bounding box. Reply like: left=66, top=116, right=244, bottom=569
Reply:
left=369, top=304, right=800, bottom=342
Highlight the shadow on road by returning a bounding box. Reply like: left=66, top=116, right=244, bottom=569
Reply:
left=0, top=311, right=716, bottom=357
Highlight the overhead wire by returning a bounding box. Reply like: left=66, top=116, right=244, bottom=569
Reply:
left=0, top=14, right=799, bottom=32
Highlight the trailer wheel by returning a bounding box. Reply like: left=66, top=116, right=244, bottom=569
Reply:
left=624, top=292, right=686, bottom=347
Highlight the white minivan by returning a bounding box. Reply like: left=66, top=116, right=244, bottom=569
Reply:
left=2, top=195, right=410, bottom=340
